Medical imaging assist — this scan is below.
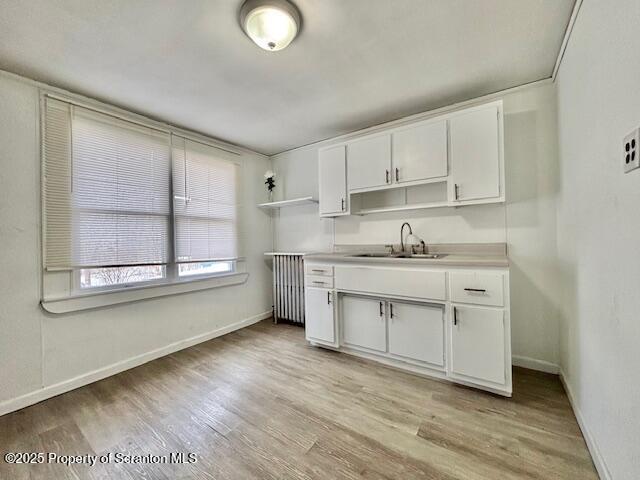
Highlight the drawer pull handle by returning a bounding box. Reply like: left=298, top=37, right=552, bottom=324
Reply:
left=311, top=269, right=325, bottom=273
left=312, top=281, right=326, bottom=285
left=464, top=288, right=486, bottom=293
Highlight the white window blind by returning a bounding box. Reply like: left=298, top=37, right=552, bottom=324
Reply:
left=172, top=136, right=240, bottom=263
left=43, top=98, right=171, bottom=269
left=43, top=98, right=73, bottom=268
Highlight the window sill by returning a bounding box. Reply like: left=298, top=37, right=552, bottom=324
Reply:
left=41, top=272, right=249, bottom=314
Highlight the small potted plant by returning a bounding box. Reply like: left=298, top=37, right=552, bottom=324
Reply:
left=264, top=170, right=276, bottom=201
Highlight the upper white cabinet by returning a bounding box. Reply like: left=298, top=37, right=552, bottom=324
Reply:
left=318, top=145, right=347, bottom=216
left=449, top=105, right=502, bottom=203
left=392, top=120, right=447, bottom=184
left=347, top=134, right=391, bottom=191
left=317, top=100, right=504, bottom=216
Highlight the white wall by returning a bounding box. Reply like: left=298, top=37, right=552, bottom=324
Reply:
left=268, top=146, right=334, bottom=252
left=271, top=81, right=561, bottom=369
left=0, top=71, right=273, bottom=412
left=555, top=1, right=640, bottom=478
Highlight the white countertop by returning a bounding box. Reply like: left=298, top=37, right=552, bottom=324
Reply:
left=304, top=243, right=509, bottom=268
left=304, top=252, right=509, bottom=267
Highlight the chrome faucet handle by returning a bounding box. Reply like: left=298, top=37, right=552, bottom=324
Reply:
left=420, top=240, right=426, bottom=254
left=384, top=244, right=394, bottom=253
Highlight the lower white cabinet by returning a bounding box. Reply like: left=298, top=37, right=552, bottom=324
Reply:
left=341, top=295, right=386, bottom=352
left=450, top=305, right=505, bottom=385
left=388, top=301, right=444, bottom=367
left=304, top=260, right=512, bottom=396
left=305, top=287, right=337, bottom=346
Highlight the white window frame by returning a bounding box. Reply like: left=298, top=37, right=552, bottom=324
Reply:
left=72, top=260, right=238, bottom=293
left=177, top=260, right=236, bottom=279
left=40, top=91, right=248, bottom=311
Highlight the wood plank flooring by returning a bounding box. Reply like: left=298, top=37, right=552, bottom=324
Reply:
left=0, top=320, right=597, bottom=479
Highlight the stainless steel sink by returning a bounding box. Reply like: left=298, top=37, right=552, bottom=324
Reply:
left=348, top=253, right=445, bottom=259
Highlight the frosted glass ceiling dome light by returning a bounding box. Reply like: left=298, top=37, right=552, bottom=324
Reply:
left=240, top=0, right=301, bottom=51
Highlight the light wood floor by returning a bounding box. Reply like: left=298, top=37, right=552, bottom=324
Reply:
left=0, top=320, right=597, bottom=480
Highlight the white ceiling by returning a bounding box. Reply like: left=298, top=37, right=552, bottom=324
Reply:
left=0, top=0, right=575, bottom=155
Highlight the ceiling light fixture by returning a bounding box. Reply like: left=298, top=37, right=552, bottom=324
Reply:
left=239, top=0, right=301, bottom=52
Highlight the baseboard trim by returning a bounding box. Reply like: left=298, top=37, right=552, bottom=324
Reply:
left=512, top=355, right=559, bottom=374
left=559, top=370, right=611, bottom=480
left=0, top=311, right=272, bottom=417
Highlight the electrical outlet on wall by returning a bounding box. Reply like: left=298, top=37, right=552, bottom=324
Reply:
left=624, top=128, right=640, bottom=173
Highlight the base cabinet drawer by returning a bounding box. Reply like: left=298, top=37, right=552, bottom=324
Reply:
left=305, top=288, right=337, bottom=346
left=450, top=272, right=504, bottom=306
left=305, top=264, right=334, bottom=276
left=451, top=305, right=505, bottom=385
left=305, top=275, right=334, bottom=288
left=335, top=266, right=446, bottom=301
left=388, top=301, right=444, bottom=367
left=341, top=295, right=387, bottom=352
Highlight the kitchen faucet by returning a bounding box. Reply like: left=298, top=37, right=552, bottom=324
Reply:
left=400, top=222, right=426, bottom=254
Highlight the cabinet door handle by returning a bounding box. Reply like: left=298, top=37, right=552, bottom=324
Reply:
left=379, top=301, right=384, bottom=317
left=341, top=198, right=345, bottom=211
left=464, top=288, right=486, bottom=293
left=395, top=168, right=399, bottom=182
left=454, top=183, right=460, bottom=200
left=453, top=306, right=458, bottom=326
left=390, top=302, right=394, bottom=319
left=327, top=291, right=332, bottom=305
left=385, top=169, right=390, bottom=183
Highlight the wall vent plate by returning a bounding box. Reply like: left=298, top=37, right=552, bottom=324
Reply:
left=624, top=128, right=640, bottom=173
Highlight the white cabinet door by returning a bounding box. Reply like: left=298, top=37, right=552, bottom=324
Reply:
left=451, top=305, right=505, bottom=385
left=388, top=301, right=444, bottom=367
left=318, top=145, right=347, bottom=216
left=347, top=134, right=391, bottom=191
left=341, top=295, right=386, bottom=352
left=305, top=287, right=336, bottom=346
left=449, top=106, right=501, bottom=202
left=392, top=120, right=447, bottom=184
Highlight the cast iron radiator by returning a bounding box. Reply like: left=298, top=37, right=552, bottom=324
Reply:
left=272, top=253, right=305, bottom=325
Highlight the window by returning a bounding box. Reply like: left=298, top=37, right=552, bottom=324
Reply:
left=42, top=97, right=240, bottom=293
left=80, top=265, right=166, bottom=289
left=178, top=261, right=234, bottom=278
left=172, top=136, right=239, bottom=263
